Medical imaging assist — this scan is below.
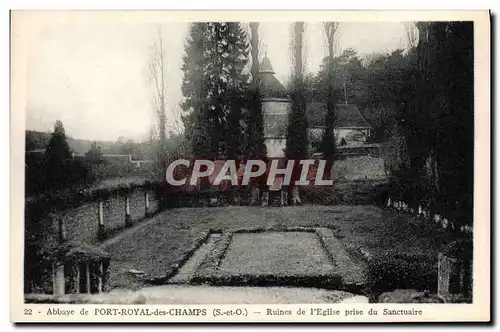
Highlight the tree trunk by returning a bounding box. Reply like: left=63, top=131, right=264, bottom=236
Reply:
left=287, top=22, right=306, bottom=204
left=248, top=22, right=265, bottom=159
left=322, top=22, right=338, bottom=179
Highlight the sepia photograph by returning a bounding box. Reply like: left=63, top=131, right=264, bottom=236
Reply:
left=10, top=10, right=490, bottom=323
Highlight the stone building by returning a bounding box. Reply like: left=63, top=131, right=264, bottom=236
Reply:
left=258, top=55, right=372, bottom=158
left=259, top=54, right=292, bottom=158
left=307, top=103, right=372, bottom=153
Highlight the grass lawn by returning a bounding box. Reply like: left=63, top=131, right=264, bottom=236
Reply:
left=104, top=204, right=460, bottom=293
left=219, top=232, right=334, bottom=276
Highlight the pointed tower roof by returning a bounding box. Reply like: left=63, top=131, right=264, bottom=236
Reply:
left=259, top=53, right=275, bottom=74
left=259, top=54, right=288, bottom=99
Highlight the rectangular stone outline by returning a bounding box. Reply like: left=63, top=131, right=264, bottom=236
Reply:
left=189, top=226, right=366, bottom=293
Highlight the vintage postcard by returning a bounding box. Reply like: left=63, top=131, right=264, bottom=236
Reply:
left=10, top=10, right=490, bottom=323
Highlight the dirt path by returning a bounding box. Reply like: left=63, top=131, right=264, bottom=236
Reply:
left=26, top=284, right=369, bottom=304
left=98, top=212, right=163, bottom=249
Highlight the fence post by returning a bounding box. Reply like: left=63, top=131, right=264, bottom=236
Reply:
left=145, top=191, right=150, bottom=217
left=85, top=262, right=91, bottom=294
left=52, top=263, right=65, bottom=296
left=250, top=185, right=259, bottom=205
left=67, top=263, right=80, bottom=294
left=97, top=200, right=105, bottom=240
left=102, top=259, right=110, bottom=292
left=437, top=252, right=460, bottom=298
left=125, top=194, right=132, bottom=227
left=280, top=190, right=287, bottom=206
left=261, top=190, right=269, bottom=207
left=53, top=216, right=67, bottom=296
left=58, top=216, right=66, bottom=243
left=97, top=261, right=104, bottom=293
left=438, top=239, right=473, bottom=301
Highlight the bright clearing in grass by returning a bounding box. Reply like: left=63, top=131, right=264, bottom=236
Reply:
left=219, top=231, right=335, bottom=276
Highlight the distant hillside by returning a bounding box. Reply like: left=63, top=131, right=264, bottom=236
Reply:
left=25, top=130, right=157, bottom=160
left=26, top=130, right=121, bottom=155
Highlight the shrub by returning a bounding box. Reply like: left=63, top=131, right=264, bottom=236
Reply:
left=366, top=251, right=437, bottom=300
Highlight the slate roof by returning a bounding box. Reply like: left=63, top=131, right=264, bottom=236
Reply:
left=306, top=103, right=371, bottom=129
left=259, top=56, right=275, bottom=74
left=259, top=55, right=289, bottom=100
left=260, top=74, right=289, bottom=99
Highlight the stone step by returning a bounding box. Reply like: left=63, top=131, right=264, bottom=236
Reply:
left=315, top=227, right=367, bottom=288
left=168, top=234, right=222, bottom=284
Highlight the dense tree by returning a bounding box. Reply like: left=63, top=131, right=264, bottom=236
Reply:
left=149, top=26, right=169, bottom=176
left=181, top=23, right=210, bottom=158
left=246, top=22, right=266, bottom=160
left=306, top=21, right=473, bottom=226
left=286, top=22, right=308, bottom=160
left=85, top=141, right=103, bottom=163
left=82, top=141, right=104, bottom=182
left=246, top=22, right=267, bottom=204
left=42, top=121, right=74, bottom=190
left=286, top=22, right=308, bottom=204
left=319, top=22, right=340, bottom=179
left=181, top=22, right=250, bottom=160
left=398, top=21, right=474, bottom=226
left=313, top=48, right=364, bottom=105
left=311, top=48, right=413, bottom=143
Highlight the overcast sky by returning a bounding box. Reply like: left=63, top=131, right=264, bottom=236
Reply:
left=26, top=21, right=410, bottom=142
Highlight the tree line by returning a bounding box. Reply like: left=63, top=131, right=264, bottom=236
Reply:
left=25, top=121, right=93, bottom=195
left=25, top=121, right=182, bottom=196
left=180, top=22, right=265, bottom=163
left=26, top=21, right=474, bottom=222
left=393, top=22, right=474, bottom=227
left=175, top=21, right=474, bottom=220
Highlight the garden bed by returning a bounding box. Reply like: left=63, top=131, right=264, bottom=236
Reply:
left=102, top=205, right=457, bottom=296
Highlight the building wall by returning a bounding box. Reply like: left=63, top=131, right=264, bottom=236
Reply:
left=262, top=100, right=371, bottom=156
left=308, top=128, right=370, bottom=151
left=265, top=138, right=287, bottom=158
left=262, top=100, right=291, bottom=158
left=26, top=187, right=162, bottom=247
left=335, top=128, right=370, bottom=146
left=262, top=99, right=290, bottom=113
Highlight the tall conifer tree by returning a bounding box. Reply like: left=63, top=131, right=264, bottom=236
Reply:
left=286, top=22, right=308, bottom=204
left=43, top=120, right=73, bottom=190
left=181, top=23, right=212, bottom=158
left=247, top=22, right=266, bottom=160
left=320, top=22, right=339, bottom=179
left=181, top=22, right=249, bottom=160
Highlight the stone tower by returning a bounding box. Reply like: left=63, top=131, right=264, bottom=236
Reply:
left=259, top=54, right=291, bottom=158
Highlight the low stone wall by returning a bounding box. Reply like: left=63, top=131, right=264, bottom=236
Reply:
left=336, top=144, right=381, bottom=158
left=67, top=188, right=158, bottom=243
left=161, top=181, right=389, bottom=209
left=26, top=183, right=162, bottom=246
left=332, top=156, right=387, bottom=182
left=24, top=182, right=165, bottom=294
